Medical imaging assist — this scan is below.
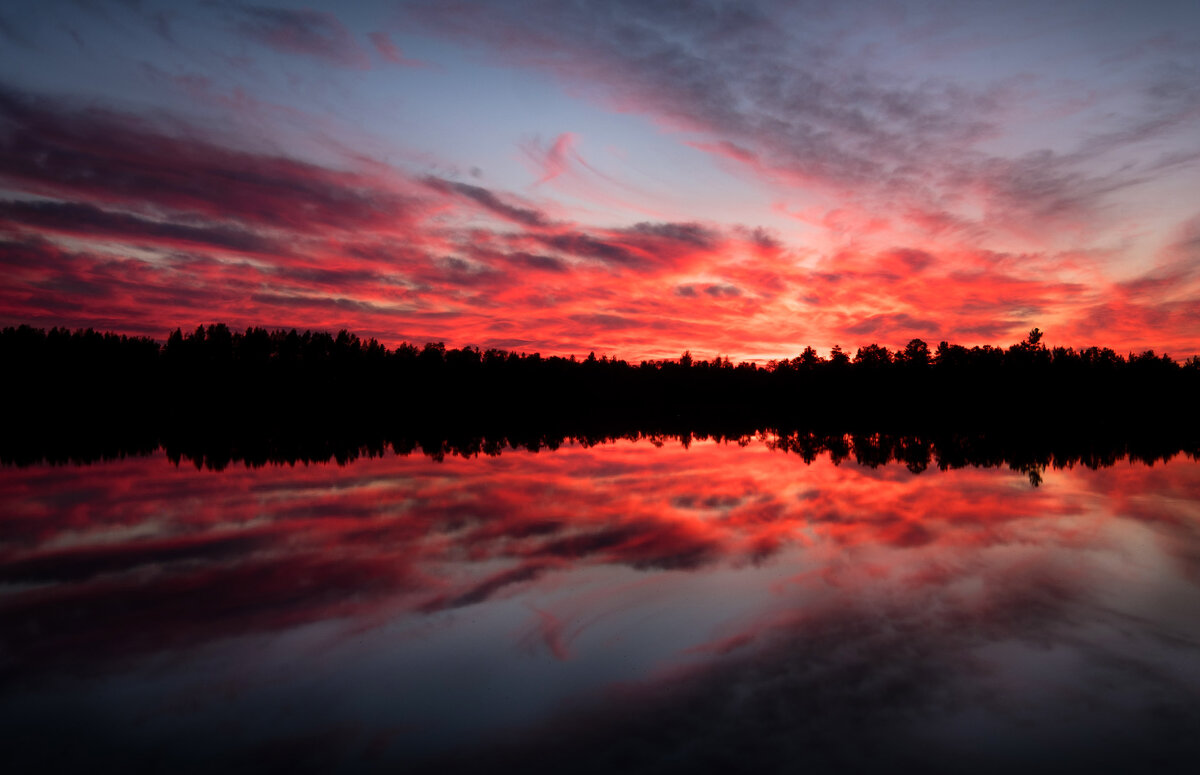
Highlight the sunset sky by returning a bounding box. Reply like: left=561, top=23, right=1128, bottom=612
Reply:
left=1, top=0, right=1198, bottom=361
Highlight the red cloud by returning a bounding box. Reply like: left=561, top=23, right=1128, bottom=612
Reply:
left=368, top=31, right=424, bottom=66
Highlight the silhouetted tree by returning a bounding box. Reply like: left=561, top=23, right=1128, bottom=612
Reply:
left=798, top=346, right=823, bottom=369
left=899, top=339, right=930, bottom=368
left=853, top=344, right=891, bottom=369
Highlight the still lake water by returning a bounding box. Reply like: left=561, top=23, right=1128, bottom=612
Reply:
left=2, top=436, right=1199, bottom=773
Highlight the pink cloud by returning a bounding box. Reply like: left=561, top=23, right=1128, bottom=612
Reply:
left=530, top=132, right=576, bottom=185
left=368, top=31, right=424, bottom=66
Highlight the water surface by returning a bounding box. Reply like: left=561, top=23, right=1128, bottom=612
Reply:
left=2, top=437, right=1198, bottom=772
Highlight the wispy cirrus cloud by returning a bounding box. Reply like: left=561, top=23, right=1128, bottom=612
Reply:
left=367, top=30, right=424, bottom=67
left=526, top=132, right=576, bottom=185
left=404, top=0, right=1200, bottom=250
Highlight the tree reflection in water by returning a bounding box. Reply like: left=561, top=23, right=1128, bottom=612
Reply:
left=1, top=436, right=1198, bottom=773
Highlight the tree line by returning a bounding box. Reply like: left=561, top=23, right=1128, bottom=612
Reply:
left=5, top=321, right=1194, bottom=370
left=2, top=420, right=1196, bottom=485
left=3, top=323, right=1198, bottom=445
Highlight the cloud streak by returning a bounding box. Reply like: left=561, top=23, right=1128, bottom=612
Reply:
left=231, top=5, right=370, bottom=68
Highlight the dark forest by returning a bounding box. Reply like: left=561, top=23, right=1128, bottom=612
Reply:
left=4, top=323, right=1198, bottom=468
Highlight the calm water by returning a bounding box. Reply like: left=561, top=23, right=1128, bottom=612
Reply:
left=2, top=437, right=1199, bottom=773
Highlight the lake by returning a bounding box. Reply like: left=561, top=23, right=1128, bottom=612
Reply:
left=2, top=434, right=1198, bottom=773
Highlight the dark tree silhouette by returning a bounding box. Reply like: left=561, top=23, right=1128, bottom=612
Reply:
left=2, top=323, right=1197, bottom=469
left=899, top=339, right=930, bottom=367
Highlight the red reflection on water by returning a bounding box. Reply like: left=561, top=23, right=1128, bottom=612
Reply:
left=1, top=439, right=1197, bottom=681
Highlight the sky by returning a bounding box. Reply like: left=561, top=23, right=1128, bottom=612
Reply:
left=1, top=0, right=1198, bottom=361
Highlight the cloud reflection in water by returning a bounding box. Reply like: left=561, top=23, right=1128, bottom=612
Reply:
left=1, top=438, right=1198, bottom=772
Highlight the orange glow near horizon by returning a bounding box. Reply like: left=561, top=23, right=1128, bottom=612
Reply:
left=2, top=1, right=1199, bottom=361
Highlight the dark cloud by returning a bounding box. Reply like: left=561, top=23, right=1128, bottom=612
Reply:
left=565, top=312, right=638, bottom=330
left=539, top=232, right=642, bottom=267
left=529, top=220, right=718, bottom=272
left=421, top=176, right=551, bottom=228
left=0, top=548, right=418, bottom=680
left=0, top=86, right=410, bottom=234
left=422, top=564, right=1200, bottom=774
left=506, top=251, right=567, bottom=273
left=268, top=263, right=388, bottom=288
left=703, top=284, right=740, bottom=298
left=231, top=5, right=369, bottom=68
left=0, top=12, right=30, bottom=46
left=426, top=560, right=555, bottom=611
left=0, top=531, right=275, bottom=585
left=0, top=236, right=73, bottom=272
left=0, top=199, right=284, bottom=255
left=430, top=255, right=506, bottom=288
left=886, top=248, right=935, bottom=273
left=459, top=244, right=570, bottom=274
left=968, top=151, right=1144, bottom=223
left=528, top=518, right=720, bottom=570
left=32, top=272, right=117, bottom=302
left=368, top=30, right=422, bottom=66
left=844, top=313, right=939, bottom=338
left=743, top=225, right=781, bottom=250
left=624, top=221, right=716, bottom=248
